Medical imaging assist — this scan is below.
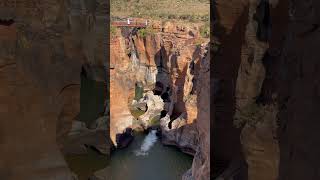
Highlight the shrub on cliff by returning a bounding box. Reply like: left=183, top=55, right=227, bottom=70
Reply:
left=199, top=23, right=209, bottom=38
left=137, top=26, right=155, bottom=38
left=110, top=25, right=117, bottom=37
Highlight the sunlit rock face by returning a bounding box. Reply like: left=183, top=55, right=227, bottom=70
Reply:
left=0, top=0, right=108, bottom=179
left=110, top=71, right=134, bottom=146
left=181, top=50, right=210, bottom=180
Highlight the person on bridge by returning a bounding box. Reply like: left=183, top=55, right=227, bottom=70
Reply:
left=127, top=18, right=131, bottom=25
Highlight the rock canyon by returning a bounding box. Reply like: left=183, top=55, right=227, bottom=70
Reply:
left=2, top=0, right=319, bottom=180
left=0, top=0, right=210, bottom=180
left=109, top=20, right=210, bottom=180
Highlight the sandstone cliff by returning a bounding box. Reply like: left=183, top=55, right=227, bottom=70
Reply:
left=183, top=48, right=210, bottom=180
left=214, top=0, right=320, bottom=179
left=0, top=0, right=109, bottom=179
left=110, top=20, right=207, bottom=138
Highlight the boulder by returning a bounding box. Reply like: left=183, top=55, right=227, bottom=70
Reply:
left=160, top=113, right=198, bottom=155
left=139, top=91, right=164, bottom=128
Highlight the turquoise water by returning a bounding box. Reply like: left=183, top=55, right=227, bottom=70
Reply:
left=109, top=132, right=193, bottom=180
left=65, top=132, right=193, bottom=180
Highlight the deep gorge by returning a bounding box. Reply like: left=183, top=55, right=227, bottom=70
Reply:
left=108, top=20, right=210, bottom=180
left=2, top=0, right=319, bottom=180
left=0, top=1, right=210, bottom=179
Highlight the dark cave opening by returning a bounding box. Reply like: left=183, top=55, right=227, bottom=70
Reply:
left=0, top=19, right=14, bottom=26
left=160, top=110, right=167, bottom=118
left=153, top=81, right=164, bottom=95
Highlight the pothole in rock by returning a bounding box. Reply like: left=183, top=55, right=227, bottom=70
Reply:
left=109, top=131, right=193, bottom=180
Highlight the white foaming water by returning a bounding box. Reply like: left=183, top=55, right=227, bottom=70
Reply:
left=135, top=130, right=158, bottom=156
left=131, top=49, right=140, bottom=70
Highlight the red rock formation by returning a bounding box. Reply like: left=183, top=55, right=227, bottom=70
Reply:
left=110, top=70, right=134, bottom=145
left=110, top=21, right=207, bottom=127
left=0, top=0, right=109, bottom=179
left=188, top=51, right=210, bottom=180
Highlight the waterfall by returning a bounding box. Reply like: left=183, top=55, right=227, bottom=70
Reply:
left=145, top=67, right=153, bottom=84
left=134, top=130, right=158, bottom=156
left=129, top=35, right=140, bottom=70
left=145, top=66, right=158, bottom=84
left=131, top=49, right=139, bottom=69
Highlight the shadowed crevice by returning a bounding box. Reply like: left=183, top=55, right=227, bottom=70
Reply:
left=0, top=19, right=14, bottom=26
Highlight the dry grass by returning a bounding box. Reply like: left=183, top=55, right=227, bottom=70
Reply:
left=111, top=0, right=209, bottom=23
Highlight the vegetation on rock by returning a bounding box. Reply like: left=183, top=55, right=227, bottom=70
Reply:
left=110, top=25, right=117, bottom=37
left=130, top=108, right=146, bottom=118
left=199, top=23, right=209, bottom=38
left=149, top=115, right=161, bottom=126
left=137, top=26, right=156, bottom=38
left=110, top=0, right=209, bottom=23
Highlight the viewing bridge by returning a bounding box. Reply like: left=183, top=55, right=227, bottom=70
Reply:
left=111, top=19, right=148, bottom=28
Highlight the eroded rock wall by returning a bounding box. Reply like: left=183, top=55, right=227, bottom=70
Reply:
left=215, top=0, right=320, bottom=180
left=184, top=50, right=210, bottom=180
left=234, top=1, right=281, bottom=179
left=0, top=0, right=108, bottom=179
left=110, top=21, right=207, bottom=139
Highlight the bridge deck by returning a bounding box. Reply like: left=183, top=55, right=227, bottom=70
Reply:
left=111, top=21, right=147, bottom=28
